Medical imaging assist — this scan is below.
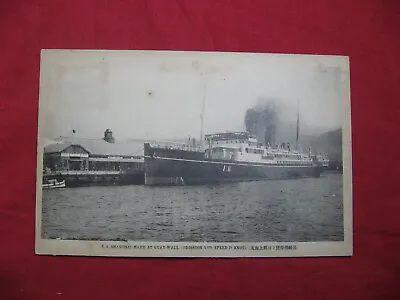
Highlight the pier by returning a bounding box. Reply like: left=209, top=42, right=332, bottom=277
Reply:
left=44, top=169, right=144, bottom=187
left=42, top=130, right=145, bottom=187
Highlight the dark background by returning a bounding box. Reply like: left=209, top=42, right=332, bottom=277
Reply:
left=1, top=0, right=399, bottom=299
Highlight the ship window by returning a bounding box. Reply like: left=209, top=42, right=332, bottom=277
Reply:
left=245, top=148, right=248, bottom=153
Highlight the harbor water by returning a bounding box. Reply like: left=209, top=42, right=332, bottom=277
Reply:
left=41, top=172, right=344, bottom=242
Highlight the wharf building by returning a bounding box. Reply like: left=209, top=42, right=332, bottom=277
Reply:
left=42, top=129, right=145, bottom=187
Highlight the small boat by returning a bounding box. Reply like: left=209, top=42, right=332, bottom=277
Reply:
left=316, top=154, right=330, bottom=169
left=42, top=178, right=66, bottom=189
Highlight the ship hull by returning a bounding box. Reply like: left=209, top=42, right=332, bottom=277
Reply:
left=144, top=145, right=321, bottom=186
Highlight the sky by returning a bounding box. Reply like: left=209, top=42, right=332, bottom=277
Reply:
left=38, top=50, right=350, bottom=142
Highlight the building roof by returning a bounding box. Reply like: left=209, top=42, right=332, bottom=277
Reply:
left=42, top=138, right=63, bottom=147
left=44, top=143, right=74, bottom=154
left=46, top=137, right=144, bottom=157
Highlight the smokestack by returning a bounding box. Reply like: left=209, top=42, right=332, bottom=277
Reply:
left=264, top=123, right=276, bottom=146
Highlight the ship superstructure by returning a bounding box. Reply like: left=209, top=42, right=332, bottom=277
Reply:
left=203, top=131, right=315, bottom=167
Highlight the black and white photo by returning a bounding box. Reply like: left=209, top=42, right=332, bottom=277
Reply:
left=35, top=50, right=352, bottom=257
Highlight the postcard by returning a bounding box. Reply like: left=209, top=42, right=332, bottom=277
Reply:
left=35, top=49, right=352, bottom=257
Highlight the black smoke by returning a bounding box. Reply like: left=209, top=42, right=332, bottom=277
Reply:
left=244, top=99, right=281, bottom=146
left=244, top=98, right=343, bottom=170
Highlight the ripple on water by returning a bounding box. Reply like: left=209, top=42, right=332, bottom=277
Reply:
left=42, top=173, right=344, bottom=242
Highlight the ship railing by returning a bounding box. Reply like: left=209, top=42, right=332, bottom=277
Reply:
left=148, top=141, right=205, bottom=152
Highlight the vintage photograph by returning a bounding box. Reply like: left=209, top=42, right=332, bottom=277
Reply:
left=35, top=50, right=352, bottom=257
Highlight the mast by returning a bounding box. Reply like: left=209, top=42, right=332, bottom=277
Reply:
left=296, top=99, right=300, bottom=149
left=200, top=83, right=206, bottom=143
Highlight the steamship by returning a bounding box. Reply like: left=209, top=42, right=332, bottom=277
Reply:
left=143, top=132, right=323, bottom=185
left=143, top=87, right=327, bottom=186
